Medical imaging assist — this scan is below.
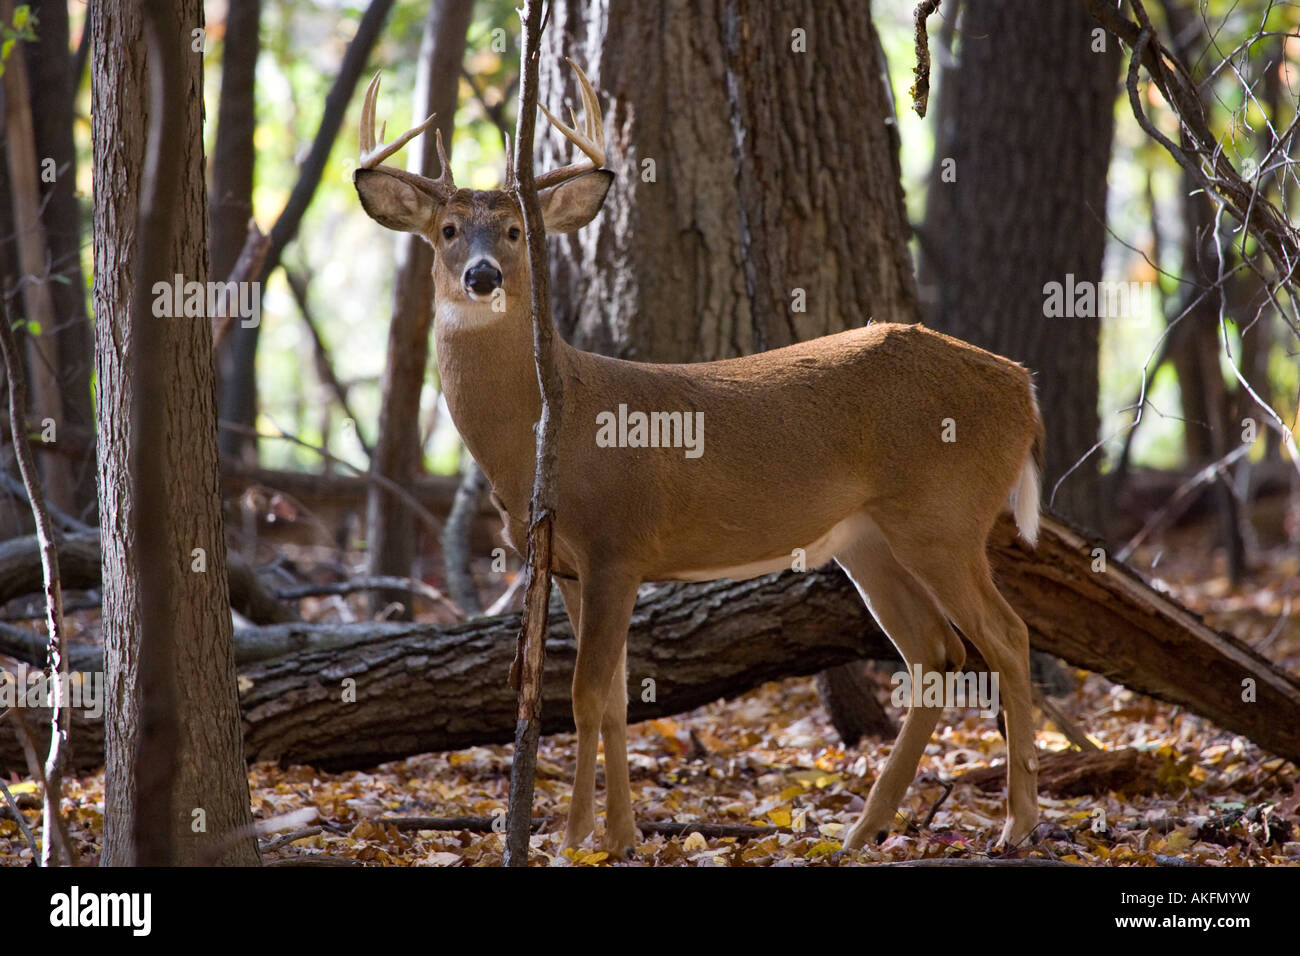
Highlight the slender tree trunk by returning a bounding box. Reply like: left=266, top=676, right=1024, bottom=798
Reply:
left=1, top=0, right=74, bottom=513
left=218, top=0, right=395, bottom=463
left=209, top=1, right=261, bottom=287
left=918, top=0, right=1120, bottom=533
left=366, top=0, right=473, bottom=616
left=1161, top=0, right=1245, bottom=580
left=26, top=0, right=95, bottom=516
left=92, top=0, right=257, bottom=866
left=211, top=0, right=260, bottom=463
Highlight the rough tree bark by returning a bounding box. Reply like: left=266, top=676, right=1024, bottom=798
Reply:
left=91, top=0, right=257, bottom=865
left=536, top=0, right=917, bottom=744
left=919, top=0, right=1121, bottom=533
left=366, top=0, right=473, bottom=617
left=541, top=0, right=916, bottom=358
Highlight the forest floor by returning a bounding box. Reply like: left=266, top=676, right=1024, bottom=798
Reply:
left=2, top=527, right=1298, bottom=867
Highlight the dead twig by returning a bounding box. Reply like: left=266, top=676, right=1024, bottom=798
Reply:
left=485, top=571, right=526, bottom=617
left=1116, top=443, right=1251, bottom=561
left=910, top=1, right=942, bottom=118
left=259, top=825, right=326, bottom=853
left=210, top=219, right=270, bottom=350
left=920, top=780, right=954, bottom=830
left=1033, top=687, right=1100, bottom=753
left=0, top=777, right=40, bottom=858
left=503, top=0, right=561, bottom=868
left=283, top=267, right=373, bottom=457
left=0, top=293, right=76, bottom=867
left=218, top=419, right=444, bottom=539
left=275, top=575, right=464, bottom=620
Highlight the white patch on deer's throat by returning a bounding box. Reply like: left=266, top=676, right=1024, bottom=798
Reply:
left=436, top=298, right=506, bottom=329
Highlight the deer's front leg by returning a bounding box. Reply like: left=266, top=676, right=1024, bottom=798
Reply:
left=562, top=573, right=638, bottom=852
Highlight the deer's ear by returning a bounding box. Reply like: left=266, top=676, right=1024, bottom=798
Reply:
left=538, top=170, right=613, bottom=234
left=354, top=168, right=441, bottom=235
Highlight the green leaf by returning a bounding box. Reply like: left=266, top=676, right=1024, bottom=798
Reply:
left=12, top=6, right=28, bottom=31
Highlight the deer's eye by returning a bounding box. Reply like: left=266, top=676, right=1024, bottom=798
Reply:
left=507, top=227, right=521, bottom=242
left=442, top=224, right=456, bottom=240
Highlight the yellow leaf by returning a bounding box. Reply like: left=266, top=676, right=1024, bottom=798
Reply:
left=806, top=840, right=842, bottom=858
left=682, top=831, right=708, bottom=852
left=579, top=851, right=609, bottom=865
left=789, top=770, right=843, bottom=789
left=350, top=820, right=378, bottom=839
left=767, top=807, right=791, bottom=827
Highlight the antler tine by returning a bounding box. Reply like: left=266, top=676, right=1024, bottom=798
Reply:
left=357, top=69, right=456, bottom=201
left=431, top=127, right=454, bottom=194
left=503, top=133, right=516, bottom=191
left=535, top=57, right=606, bottom=189
left=359, top=71, right=382, bottom=159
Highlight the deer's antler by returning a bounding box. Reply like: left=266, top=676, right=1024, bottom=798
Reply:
left=357, top=71, right=456, bottom=201
left=535, top=58, right=607, bottom=189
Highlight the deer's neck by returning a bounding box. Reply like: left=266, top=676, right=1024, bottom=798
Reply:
left=433, top=300, right=552, bottom=515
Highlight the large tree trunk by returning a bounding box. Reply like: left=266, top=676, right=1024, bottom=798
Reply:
left=7, top=516, right=1298, bottom=774
left=91, top=0, right=257, bottom=865
left=918, top=0, right=1120, bottom=533
left=26, top=0, right=95, bottom=516
left=541, top=0, right=916, bottom=358
left=537, top=0, right=918, bottom=743
left=366, top=0, right=473, bottom=617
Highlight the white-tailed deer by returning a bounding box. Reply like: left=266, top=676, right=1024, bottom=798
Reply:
left=354, top=61, right=1046, bottom=856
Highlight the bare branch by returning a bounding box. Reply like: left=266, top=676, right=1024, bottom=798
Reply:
left=911, top=0, right=942, bottom=118
left=0, top=296, right=76, bottom=866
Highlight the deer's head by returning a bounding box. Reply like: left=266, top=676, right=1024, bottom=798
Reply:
left=353, top=59, right=612, bottom=314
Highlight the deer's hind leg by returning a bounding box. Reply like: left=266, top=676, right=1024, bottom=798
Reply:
left=884, top=534, right=1039, bottom=848
left=836, top=514, right=966, bottom=851
left=558, top=573, right=638, bottom=852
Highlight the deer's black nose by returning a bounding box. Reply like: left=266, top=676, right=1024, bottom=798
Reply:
left=464, top=260, right=502, bottom=295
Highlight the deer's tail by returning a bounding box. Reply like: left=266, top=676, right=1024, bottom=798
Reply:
left=1010, top=382, right=1044, bottom=547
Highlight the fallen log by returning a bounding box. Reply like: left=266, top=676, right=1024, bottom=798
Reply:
left=988, top=515, right=1300, bottom=766
left=1, top=569, right=893, bottom=773
left=958, top=747, right=1163, bottom=797
left=1, top=514, right=1297, bottom=776
left=0, top=531, right=297, bottom=625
